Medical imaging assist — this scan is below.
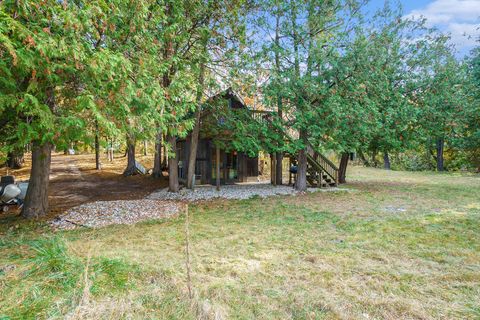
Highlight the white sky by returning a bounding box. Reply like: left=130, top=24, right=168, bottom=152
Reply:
left=405, top=0, right=480, bottom=54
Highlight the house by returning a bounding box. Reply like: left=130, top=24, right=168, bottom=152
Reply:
left=177, top=88, right=259, bottom=185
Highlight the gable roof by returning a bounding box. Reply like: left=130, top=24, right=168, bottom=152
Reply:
left=204, top=87, right=247, bottom=109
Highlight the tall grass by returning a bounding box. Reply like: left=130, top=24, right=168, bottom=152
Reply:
left=0, top=235, right=140, bottom=319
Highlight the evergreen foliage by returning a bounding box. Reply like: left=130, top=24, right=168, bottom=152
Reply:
left=0, top=0, right=478, bottom=216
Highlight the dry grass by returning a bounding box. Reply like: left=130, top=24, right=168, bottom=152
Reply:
left=1, top=166, right=479, bottom=319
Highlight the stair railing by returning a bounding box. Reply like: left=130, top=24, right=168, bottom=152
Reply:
left=306, top=143, right=339, bottom=185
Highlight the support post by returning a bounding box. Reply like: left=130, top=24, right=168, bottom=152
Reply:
left=95, top=119, right=100, bottom=170
left=216, top=146, right=220, bottom=191
left=272, top=154, right=277, bottom=185
left=288, top=156, right=292, bottom=185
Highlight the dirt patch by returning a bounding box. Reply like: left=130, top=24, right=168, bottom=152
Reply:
left=0, top=152, right=167, bottom=220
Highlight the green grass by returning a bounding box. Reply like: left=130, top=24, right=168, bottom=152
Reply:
left=0, top=167, right=479, bottom=319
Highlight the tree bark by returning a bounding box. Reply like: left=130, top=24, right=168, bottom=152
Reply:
left=275, top=152, right=283, bottom=185
left=270, top=153, right=276, bottom=185
left=186, top=117, right=200, bottom=189
left=21, top=141, right=52, bottom=218
left=95, top=119, right=100, bottom=170
left=295, top=149, right=307, bottom=191
left=123, top=135, right=136, bottom=176
left=143, top=140, right=148, bottom=156
left=436, top=138, right=444, bottom=172
left=383, top=151, right=391, bottom=170
left=162, top=143, right=168, bottom=169
left=186, top=58, right=206, bottom=189
left=295, top=131, right=308, bottom=191
left=338, top=153, right=349, bottom=184
left=152, top=130, right=163, bottom=178
left=22, top=87, right=55, bottom=218
left=167, top=134, right=179, bottom=192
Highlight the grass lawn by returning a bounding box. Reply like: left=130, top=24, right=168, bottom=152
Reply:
left=1, top=167, right=479, bottom=319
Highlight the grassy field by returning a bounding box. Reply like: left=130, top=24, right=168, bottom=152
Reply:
left=1, top=167, right=479, bottom=319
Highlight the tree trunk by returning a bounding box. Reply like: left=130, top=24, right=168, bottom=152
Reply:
left=275, top=152, right=283, bottom=185
left=6, top=148, right=24, bottom=169
left=383, top=151, right=391, bottom=170
left=186, top=57, right=206, bottom=189
left=152, top=130, right=163, bottom=178
left=159, top=3, right=175, bottom=182
left=22, top=87, right=55, bottom=218
left=295, top=148, right=307, bottom=191
left=143, top=140, right=148, bottom=156
left=186, top=121, right=200, bottom=189
left=295, top=131, right=308, bottom=191
left=270, top=153, right=276, bottom=185
left=95, top=120, right=100, bottom=170
left=338, top=153, right=349, bottom=184
left=357, top=150, right=370, bottom=167
left=162, top=143, right=168, bottom=169
left=436, top=138, right=444, bottom=172
left=123, top=135, right=136, bottom=176
left=371, top=149, right=378, bottom=167
left=21, top=141, right=52, bottom=218
left=167, top=134, right=179, bottom=192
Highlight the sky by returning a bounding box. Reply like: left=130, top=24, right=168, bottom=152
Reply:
left=366, top=0, right=480, bottom=56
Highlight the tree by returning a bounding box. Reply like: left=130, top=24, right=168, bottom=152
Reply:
left=72, top=1, right=169, bottom=177
left=360, top=6, right=443, bottom=171
left=254, top=0, right=363, bottom=190
left=1, top=1, right=163, bottom=216
left=0, top=1, right=95, bottom=217
left=457, top=44, right=480, bottom=171
left=420, top=54, right=466, bottom=172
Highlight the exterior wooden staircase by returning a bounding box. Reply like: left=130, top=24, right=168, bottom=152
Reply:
left=287, top=147, right=339, bottom=188
left=306, top=151, right=338, bottom=187
left=251, top=110, right=339, bottom=187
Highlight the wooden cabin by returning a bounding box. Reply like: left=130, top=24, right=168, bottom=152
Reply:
left=177, top=88, right=259, bottom=185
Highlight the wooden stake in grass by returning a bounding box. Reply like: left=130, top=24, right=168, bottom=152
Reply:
left=185, top=204, right=193, bottom=300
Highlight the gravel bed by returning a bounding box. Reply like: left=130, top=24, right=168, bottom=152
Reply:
left=51, top=199, right=180, bottom=230
left=147, top=183, right=346, bottom=202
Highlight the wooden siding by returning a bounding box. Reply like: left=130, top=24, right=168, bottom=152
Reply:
left=178, top=138, right=258, bottom=185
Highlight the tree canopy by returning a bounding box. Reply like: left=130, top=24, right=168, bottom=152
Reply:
left=0, top=0, right=478, bottom=217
